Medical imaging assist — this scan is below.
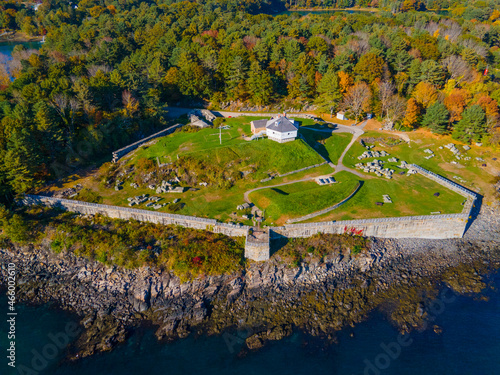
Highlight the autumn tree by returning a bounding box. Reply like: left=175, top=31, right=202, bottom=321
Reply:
left=412, top=82, right=438, bottom=108
left=378, top=81, right=396, bottom=119
left=0, top=63, right=9, bottom=91
left=422, top=102, right=450, bottom=134
left=338, top=71, right=353, bottom=94
left=354, top=53, right=385, bottom=83
left=341, top=82, right=372, bottom=123
left=444, top=88, right=468, bottom=122
left=403, top=98, right=421, bottom=128
left=383, top=95, right=406, bottom=130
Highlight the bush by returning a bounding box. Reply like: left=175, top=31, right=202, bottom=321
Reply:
left=351, top=245, right=362, bottom=255
left=18, top=207, right=245, bottom=278
left=136, top=158, right=156, bottom=173
left=213, top=117, right=225, bottom=128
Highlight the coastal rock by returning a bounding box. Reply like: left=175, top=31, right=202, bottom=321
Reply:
left=0, top=207, right=499, bottom=358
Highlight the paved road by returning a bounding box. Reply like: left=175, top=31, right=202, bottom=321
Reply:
left=303, top=121, right=367, bottom=178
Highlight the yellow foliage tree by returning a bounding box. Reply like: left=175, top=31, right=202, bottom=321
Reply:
left=412, top=82, right=437, bottom=108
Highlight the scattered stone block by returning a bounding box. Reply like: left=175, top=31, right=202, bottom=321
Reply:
left=463, top=145, right=471, bottom=151
left=383, top=195, right=392, bottom=203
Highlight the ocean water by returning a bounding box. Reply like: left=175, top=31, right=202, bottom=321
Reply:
left=1, top=272, right=499, bottom=375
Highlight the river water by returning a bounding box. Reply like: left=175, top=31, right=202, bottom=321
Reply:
left=1, top=272, right=499, bottom=375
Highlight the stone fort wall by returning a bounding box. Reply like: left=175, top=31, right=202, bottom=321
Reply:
left=273, top=214, right=468, bottom=239
left=23, top=165, right=478, bottom=261
left=23, top=195, right=249, bottom=238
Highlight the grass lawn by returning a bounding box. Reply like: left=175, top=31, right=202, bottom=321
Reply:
left=132, top=117, right=256, bottom=162
left=249, top=171, right=360, bottom=224
left=342, top=129, right=500, bottom=201
left=75, top=159, right=336, bottom=224
left=47, top=117, right=479, bottom=226
left=307, top=172, right=465, bottom=223
left=300, top=128, right=353, bottom=164
left=187, top=137, right=325, bottom=176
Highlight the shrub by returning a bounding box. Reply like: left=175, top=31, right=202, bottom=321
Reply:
left=213, top=117, right=225, bottom=128
left=351, top=245, right=362, bottom=255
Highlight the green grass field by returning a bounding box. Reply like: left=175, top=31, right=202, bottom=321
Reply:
left=300, top=128, right=353, bottom=164
left=307, top=171, right=465, bottom=223
left=250, top=171, right=360, bottom=224
left=132, top=117, right=257, bottom=162
left=187, top=137, right=325, bottom=175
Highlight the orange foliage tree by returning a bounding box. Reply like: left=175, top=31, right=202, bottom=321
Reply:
left=444, top=88, right=469, bottom=122
left=338, top=71, right=353, bottom=94
left=403, top=98, right=421, bottom=128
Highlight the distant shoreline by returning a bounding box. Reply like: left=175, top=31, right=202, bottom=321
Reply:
left=286, top=7, right=379, bottom=13
left=0, top=31, right=43, bottom=43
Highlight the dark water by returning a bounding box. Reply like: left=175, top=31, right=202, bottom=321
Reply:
left=277, top=9, right=374, bottom=16
left=0, top=41, right=41, bottom=59
left=277, top=9, right=449, bottom=16
left=1, top=272, right=499, bottom=375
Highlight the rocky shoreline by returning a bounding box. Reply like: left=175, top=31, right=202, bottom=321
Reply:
left=0, top=31, right=43, bottom=43
left=1, top=205, right=499, bottom=359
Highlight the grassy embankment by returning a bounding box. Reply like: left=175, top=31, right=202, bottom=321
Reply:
left=343, top=129, right=500, bottom=202
left=299, top=128, right=353, bottom=164
left=53, top=117, right=330, bottom=223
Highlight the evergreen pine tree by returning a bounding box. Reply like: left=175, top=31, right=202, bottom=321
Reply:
left=422, top=102, right=450, bottom=134
left=452, top=105, right=487, bottom=143
left=315, top=68, right=342, bottom=114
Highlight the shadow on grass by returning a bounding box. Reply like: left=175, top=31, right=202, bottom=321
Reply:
left=299, top=128, right=332, bottom=162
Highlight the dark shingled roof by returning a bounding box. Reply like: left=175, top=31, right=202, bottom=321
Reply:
left=266, top=117, right=298, bottom=133
left=251, top=119, right=268, bottom=130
